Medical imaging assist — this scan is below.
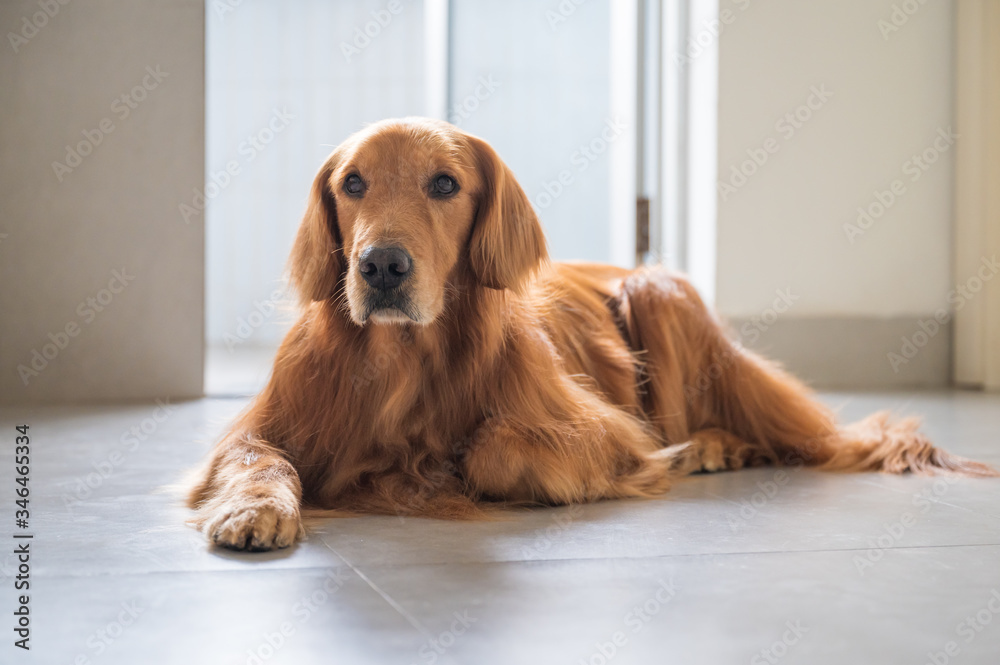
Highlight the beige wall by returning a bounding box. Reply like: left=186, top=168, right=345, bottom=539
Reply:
left=0, top=0, right=205, bottom=403
left=716, top=0, right=954, bottom=317
left=714, top=0, right=956, bottom=386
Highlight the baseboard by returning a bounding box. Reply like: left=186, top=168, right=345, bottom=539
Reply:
left=724, top=316, right=951, bottom=389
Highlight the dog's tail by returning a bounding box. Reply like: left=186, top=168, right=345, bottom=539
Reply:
left=618, top=267, right=997, bottom=477
left=814, top=411, right=998, bottom=476
left=717, top=348, right=998, bottom=477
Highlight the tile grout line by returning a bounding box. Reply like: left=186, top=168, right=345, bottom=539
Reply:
left=22, top=540, right=1000, bottom=581
left=321, top=540, right=437, bottom=642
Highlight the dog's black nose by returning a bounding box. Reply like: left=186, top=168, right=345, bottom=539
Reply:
left=359, top=246, right=412, bottom=290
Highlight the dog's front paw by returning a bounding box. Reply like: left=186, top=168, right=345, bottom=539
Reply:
left=203, top=497, right=305, bottom=551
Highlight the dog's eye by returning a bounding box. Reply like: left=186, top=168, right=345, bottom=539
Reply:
left=343, top=174, right=366, bottom=197
left=430, top=174, right=458, bottom=198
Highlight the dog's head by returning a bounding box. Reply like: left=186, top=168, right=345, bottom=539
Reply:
left=288, top=118, right=547, bottom=325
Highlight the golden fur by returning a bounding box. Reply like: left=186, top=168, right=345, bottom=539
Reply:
left=188, top=118, right=996, bottom=551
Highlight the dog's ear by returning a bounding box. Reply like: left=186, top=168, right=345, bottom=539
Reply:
left=467, top=136, right=548, bottom=292
left=288, top=153, right=343, bottom=305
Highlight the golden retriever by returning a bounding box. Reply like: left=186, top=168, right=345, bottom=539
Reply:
left=188, top=118, right=996, bottom=551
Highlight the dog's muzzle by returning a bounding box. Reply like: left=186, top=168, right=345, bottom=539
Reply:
left=357, top=245, right=418, bottom=322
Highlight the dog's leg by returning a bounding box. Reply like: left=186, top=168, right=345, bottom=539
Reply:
left=461, top=418, right=675, bottom=505
left=656, top=428, right=772, bottom=475
left=187, top=433, right=305, bottom=551
left=620, top=266, right=997, bottom=477
left=461, top=383, right=677, bottom=505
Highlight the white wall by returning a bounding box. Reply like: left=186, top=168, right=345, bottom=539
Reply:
left=715, top=0, right=954, bottom=319
left=207, top=0, right=628, bottom=351
left=449, top=0, right=616, bottom=263
left=0, top=0, right=204, bottom=403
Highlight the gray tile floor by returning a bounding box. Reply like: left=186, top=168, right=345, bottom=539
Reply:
left=2, top=392, right=999, bottom=664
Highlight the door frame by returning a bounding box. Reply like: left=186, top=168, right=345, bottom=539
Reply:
left=954, top=0, right=1000, bottom=390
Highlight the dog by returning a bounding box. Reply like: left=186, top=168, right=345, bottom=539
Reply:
left=188, top=117, right=996, bottom=551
